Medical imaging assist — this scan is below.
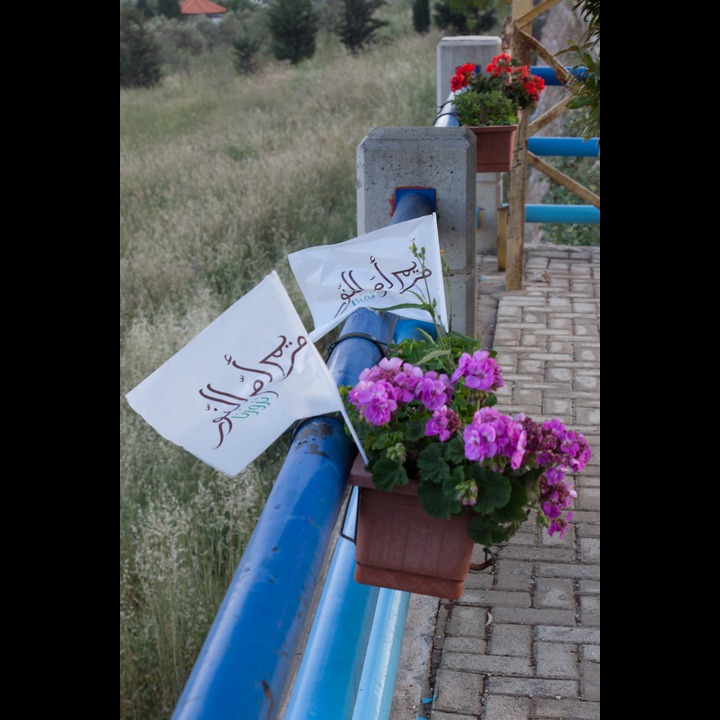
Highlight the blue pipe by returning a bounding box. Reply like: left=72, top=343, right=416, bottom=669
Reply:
left=530, top=65, right=588, bottom=86
left=525, top=204, right=600, bottom=224
left=351, top=589, right=411, bottom=720
left=171, top=309, right=394, bottom=720
left=392, top=189, right=435, bottom=222
left=282, top=488, right=381, bottom=719
left=284, top=316, right=436, bottom=720
left=282, top=195, right=437, bottom=720
left=528, top=137, right=599, bottom=157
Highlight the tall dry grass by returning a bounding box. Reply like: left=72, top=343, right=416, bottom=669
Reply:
left=120, top=13, right=445, bottom=719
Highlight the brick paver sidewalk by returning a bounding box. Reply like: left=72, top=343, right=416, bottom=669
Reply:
left=392, top=245, right=600, bottom=720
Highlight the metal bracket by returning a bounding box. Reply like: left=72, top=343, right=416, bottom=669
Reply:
left=338, top=487, right=357, bottom=544
left=470, top=547, right=497, bottom=572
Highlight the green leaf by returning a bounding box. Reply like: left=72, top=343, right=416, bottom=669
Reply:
left=371, top=458, right=409, bottom=491
left=445, top=436, right=467, bottom=466
left=491, top=479, right=530, bottom=523
left=373, top=301, right=431, bottom=314
left=418, top=480, right=462, bottom=519
left=466, top=515, right=510, bottom=546
left=417, top=444, right=450, bottom=484
left=469, top=466, right=512, bottom=513
left=416, top=348, right=453, bottom=366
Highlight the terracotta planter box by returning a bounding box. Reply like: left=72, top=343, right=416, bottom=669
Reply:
left=347, top=455, right=474, bottom=599
left=470, top=124, right=518, bottom=173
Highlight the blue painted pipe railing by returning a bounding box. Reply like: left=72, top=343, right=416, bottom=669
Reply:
left=530, top=65, right=587, bottom=85
left=528, top=136, right=598, bottom=157
left=283, top=200, right=436, bottom=720
left=526, top=204, right=599, bottom=224
left=283, top=483, right=381, bottom=719
left=171, top=309, right=395, bottom=720
left=351, top=589, right=411, bottom=720
left=453, top=65, right=585, bottom=86
left=172, top=191, right=436, bottom=720
left=284, top=320, right=435, bottom=720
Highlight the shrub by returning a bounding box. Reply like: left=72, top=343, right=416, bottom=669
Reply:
left=267, top=0, right=318, bottom=64
left=147, top=16, right=207, bottom=74
left=559, top=0, right=600, bottom=143
left=232, top=34, right=261, bottom=74
left=120, top=4, right=162, bottom=88
left=433, top=0, right=497, bottom=35
left=337, top=0, right=388, bottom=54
left=413, top=0, right=431, bottom=34
left=158, top=0, right=181, bottom=19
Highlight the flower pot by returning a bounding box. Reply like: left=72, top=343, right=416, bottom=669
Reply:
left=470, top=124, right=518, bottom=173
left=347, top=455, right=475, bottom=599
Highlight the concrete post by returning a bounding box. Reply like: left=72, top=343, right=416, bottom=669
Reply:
left=436, top=36, right=502, bottom=111
left=436, top=36, right=504, bottom=257
left=356, top=126, right=477, bottom=337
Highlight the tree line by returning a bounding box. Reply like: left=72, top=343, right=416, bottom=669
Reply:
left=121, top=0, right=503, bottom=88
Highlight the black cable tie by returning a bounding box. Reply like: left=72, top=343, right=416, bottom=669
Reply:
left=434, top=111, right=460, bottom=121
left=287, top=412, right=344, bottom=444
left=323, top=332, right=388, bottom=361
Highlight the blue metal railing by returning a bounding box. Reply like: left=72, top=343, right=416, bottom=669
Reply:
left=172, top=192, right=436, bottom=720
left=171, top=309, right=394, bottom=720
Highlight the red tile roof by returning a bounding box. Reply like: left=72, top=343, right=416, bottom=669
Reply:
left=180, top=0, right=228, bottom=15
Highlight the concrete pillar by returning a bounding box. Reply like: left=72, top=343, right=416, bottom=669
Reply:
left=436, top=36, right=502, bottom=111
left=356, top=127, right=476, bottom=337
left=436, top=36, right=504, bottom=258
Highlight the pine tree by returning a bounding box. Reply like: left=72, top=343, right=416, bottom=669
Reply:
left=337, top=0, right=388, bottom=54
left=158, top=0, right=181, bottom=19
left=120, top=4, right=162, bottom=88
left=267, top=0, right=318, bottom=65
left=432, top=0, right=497, bottom=35
left=232, top=34, right=261, bottom=74
left=413, top=0, right=431, bottom=34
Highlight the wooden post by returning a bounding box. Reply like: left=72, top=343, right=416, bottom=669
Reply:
left=505, top=0, right=533, bottom=291
left=497, top=204, right=508, bottom=272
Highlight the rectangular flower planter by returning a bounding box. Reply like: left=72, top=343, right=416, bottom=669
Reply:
left=347, top=455, right=474, bottom=599
left=471, top=124, right=518, bottom=173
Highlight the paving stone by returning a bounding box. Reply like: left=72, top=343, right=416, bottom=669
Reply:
left=580, top=644, right=600, bottom=662
left=535, top=578, right=575, bottom=609
left=578, top=537, right=600, bottom=564
left=483, top=695, right=532, bottom=720
left=432, top=669, right=483, bottom=714
left=444, top=651, right=532, bottom=675
left=579, top=594, right=600, bottom=625
left=488, top=623, right=532, bottom=657
left=580, top=662, right=600, bottom=701
left=490, top=607, right=576, bottom=625
left=532, top=698, right=600, bottom=719
left=536, top=563, right=600, bottom=581
left=485, top=676, right=577, bottom=697
left=535, top=626, right=600, bottom=644
left=493, top=560, right=534, bottom=591
left=443, top=636, right=488, bottom=655
left=534, top=641, right=578, bottom=678
left=458, top=589, right=532, bottom=608
left=449, top=605, right=492, bottom=637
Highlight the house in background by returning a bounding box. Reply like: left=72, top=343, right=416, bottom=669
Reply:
left=180, top=0, right=228, bottom=21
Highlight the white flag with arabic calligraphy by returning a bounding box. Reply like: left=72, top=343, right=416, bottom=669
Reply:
left=288, top=213, right=448, bottom=342
left=125, top=271, right=366, bottom=477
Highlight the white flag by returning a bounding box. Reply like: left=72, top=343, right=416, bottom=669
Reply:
left=125, top=271, right=366, bottom=477
left=288, top=213, right=448, bottom=342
